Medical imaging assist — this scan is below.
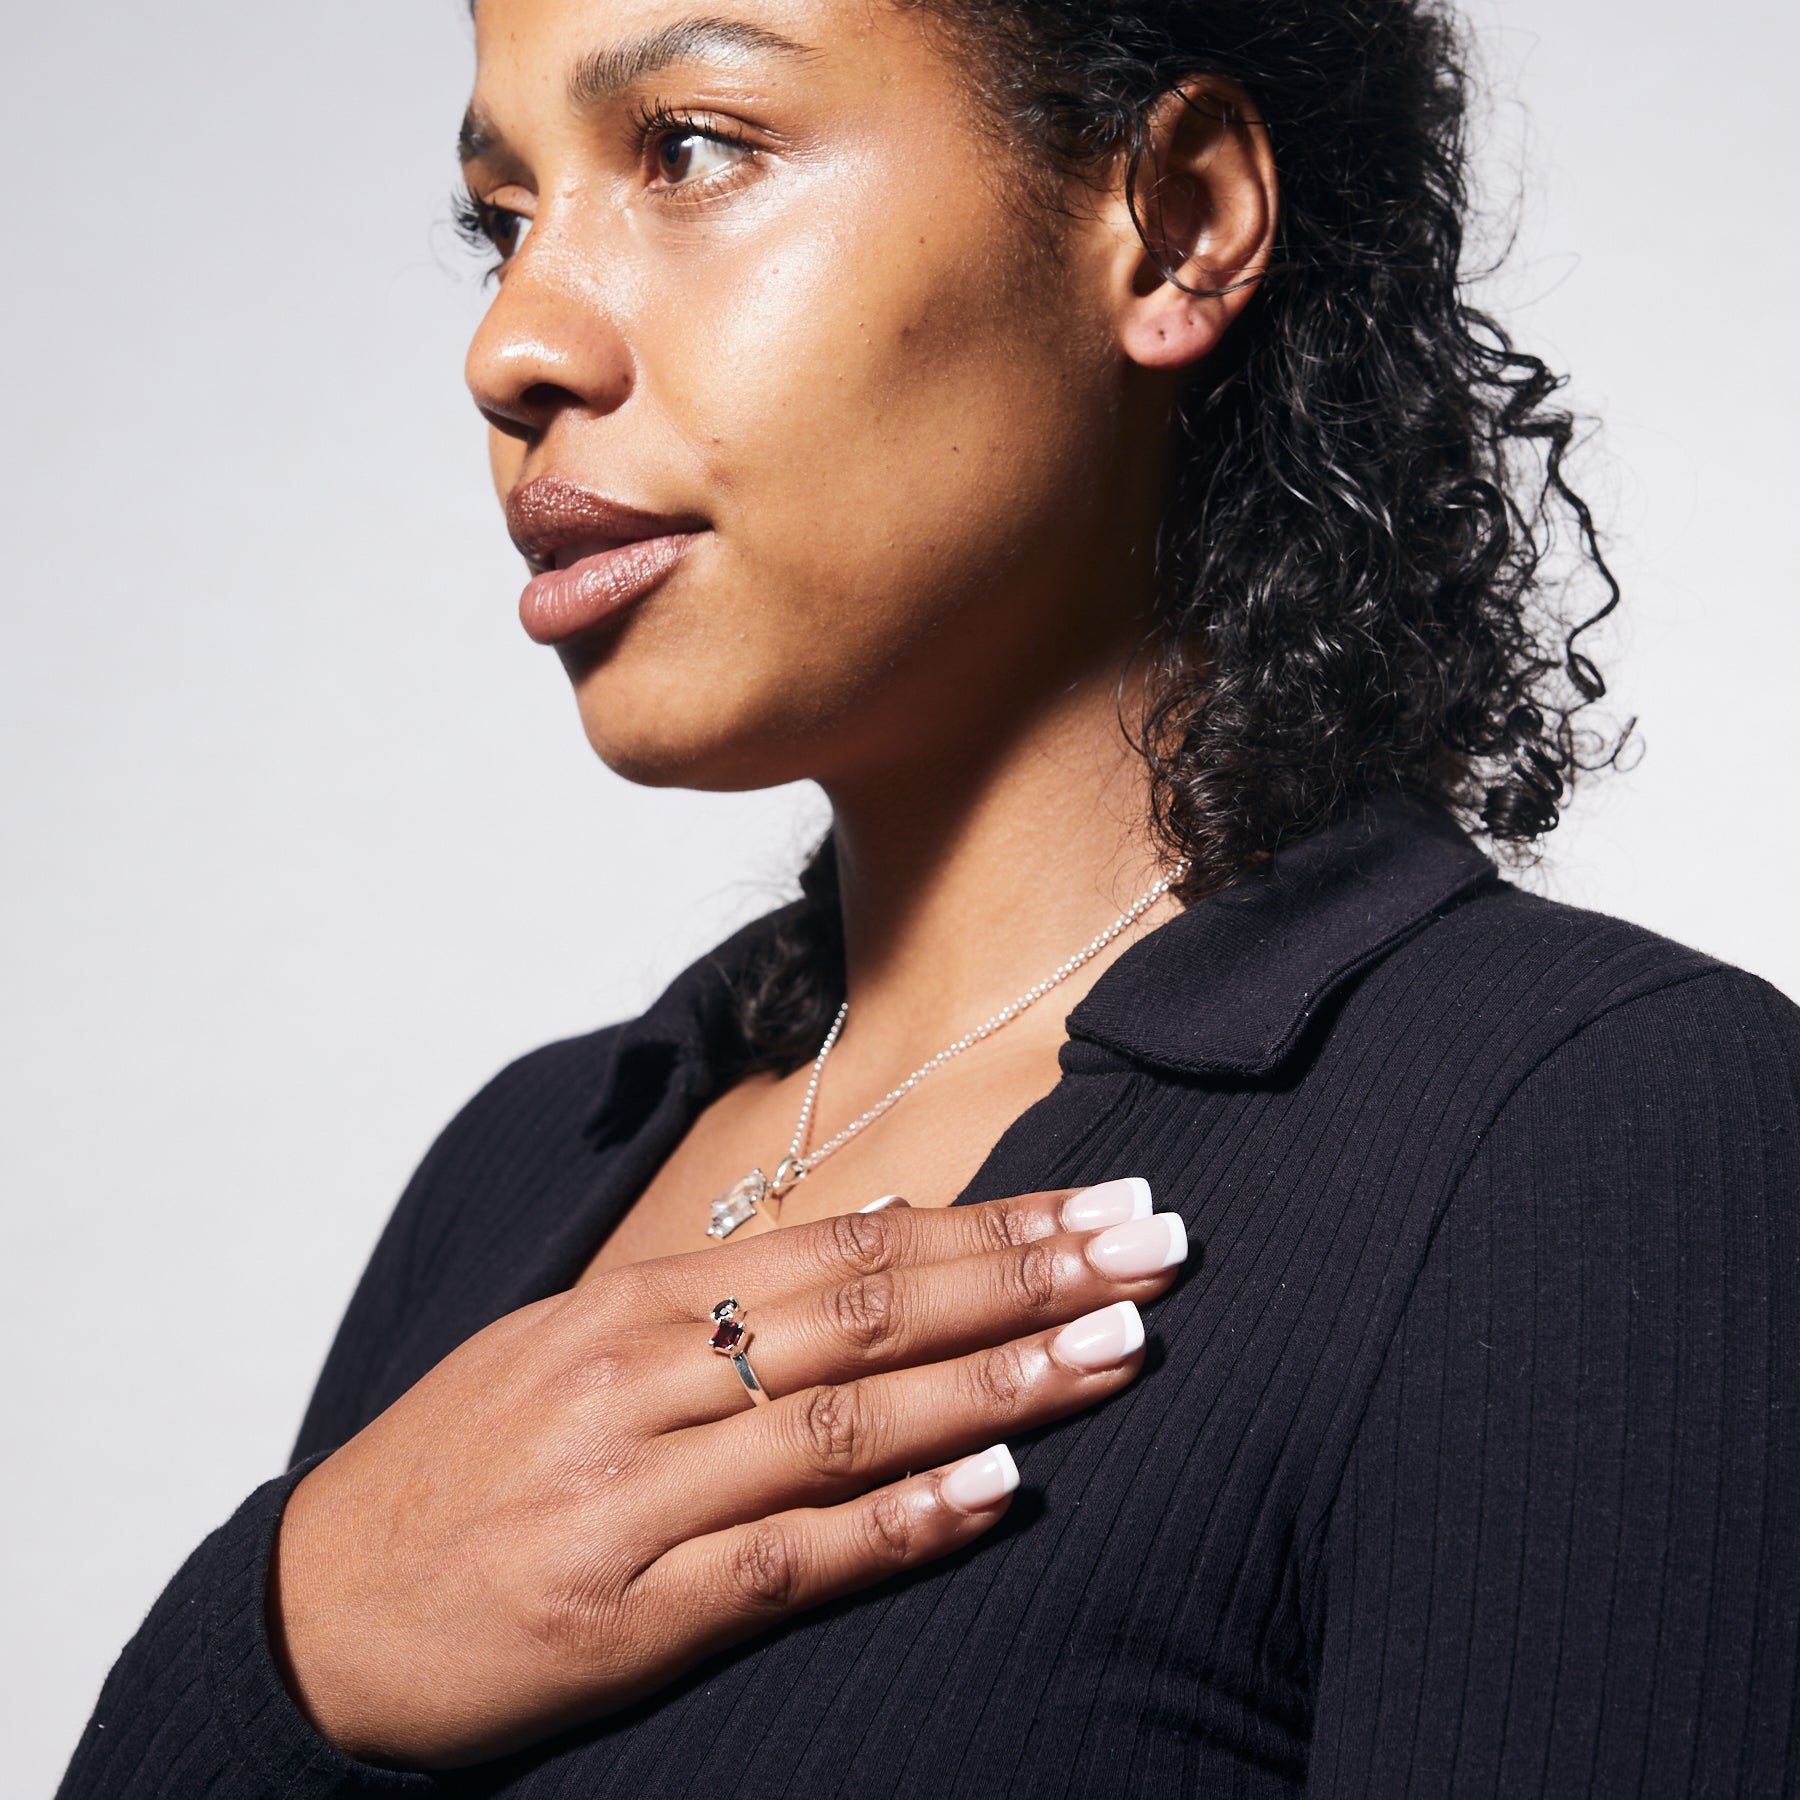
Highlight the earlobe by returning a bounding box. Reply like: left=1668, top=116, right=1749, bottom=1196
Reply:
left=1112, top=81, right=1278, bottom=373
left=1118, top=286, right=1233, bottom=372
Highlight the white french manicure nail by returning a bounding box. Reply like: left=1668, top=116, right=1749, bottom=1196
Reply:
left=940, top=1444, right=1020, bottom=1514
left=1060, top=1177, right=1154, bottom=1231
left=1087, top=1213, right=1189, bottom=1279
left=858, top=1194, right=910, bottom=1213
left=1052, top=1300, right=1146, bottom=1371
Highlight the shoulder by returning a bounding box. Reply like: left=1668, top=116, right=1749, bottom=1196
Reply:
left=1324, top=896, right=1800, bottom=1490
left=1452, top=931, right=1800, bottom=1214
left=1310, top=881, right=1800, bottom=1343
left=1466, top=946, right=1799, bottom=1187
left=427, top=1023, right=628, bottom=1156
left=1379, top=896, right=1800, bottom=1343
left=1345, top=878, right=1799, bottom=1121
left=1414, top=876, right=1729, bottom=992
left=406, top=1020, right=651, bottom=1279
left=1293, top=880, right=1800, bottom=1302
left=393, top=1022, right=628, bottom=1260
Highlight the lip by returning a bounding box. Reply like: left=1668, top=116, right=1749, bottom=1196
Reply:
left=506, top=474, right=709, bottom=646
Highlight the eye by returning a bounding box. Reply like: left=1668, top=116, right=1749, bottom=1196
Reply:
left=452, top=186, right=535, bottom=272
left=650, top=126, right=748, bottom=189
left=485, top=206, right=533, bottom=259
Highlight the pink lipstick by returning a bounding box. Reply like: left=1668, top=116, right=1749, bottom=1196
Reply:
left=506, top=476, right=708, bottom=646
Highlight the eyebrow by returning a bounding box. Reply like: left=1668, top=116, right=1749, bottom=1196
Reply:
left=572, top=18, right=815, bottom=104
left=459, top=17, right=816, bottom=165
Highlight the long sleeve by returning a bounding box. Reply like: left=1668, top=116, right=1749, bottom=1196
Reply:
left=1307, top=970, right=1800, bottom=1796
left=55, top=1461, right=438, bottom=1800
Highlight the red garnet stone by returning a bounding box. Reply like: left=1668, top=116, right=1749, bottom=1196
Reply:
left=710, top=1318, right=745, bottom=1353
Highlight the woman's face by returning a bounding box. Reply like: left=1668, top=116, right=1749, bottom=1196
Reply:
left=463, top=0, right=1171, bottom=793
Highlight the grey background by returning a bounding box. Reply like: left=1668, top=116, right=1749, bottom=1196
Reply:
left=3, top=1, right=1794, bottom=1790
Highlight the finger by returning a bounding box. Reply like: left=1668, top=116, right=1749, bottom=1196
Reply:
left=628, top=1446, right=1021, bottom=1666
left=600, top=1177, right=1158, bottom=1325
left=652, top=1300, right=1150, bottom=1540
left=644, top=1210, right=1188, bottom=1428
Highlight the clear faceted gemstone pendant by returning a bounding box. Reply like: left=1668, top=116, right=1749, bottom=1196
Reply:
left=707, top=1169, right=768, bottom=1240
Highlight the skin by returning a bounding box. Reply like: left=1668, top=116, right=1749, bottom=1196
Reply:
left=271, top=0, right=1277, bottom=1768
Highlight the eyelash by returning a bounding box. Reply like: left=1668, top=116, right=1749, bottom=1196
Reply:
left=450, top=188, right=512, bottom=278
left=628, top=99, right=756, bottom=187
left=452, top=105, right=756, bottom=277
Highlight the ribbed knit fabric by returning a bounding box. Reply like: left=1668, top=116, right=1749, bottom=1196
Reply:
left=59, top=798, right=1800, bottom=1798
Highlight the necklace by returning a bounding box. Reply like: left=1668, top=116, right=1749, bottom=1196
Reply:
left=704, top=865, right=1184, bottom=1239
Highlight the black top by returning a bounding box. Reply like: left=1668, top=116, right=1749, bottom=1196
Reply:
left=60, top=798, right=1800, bottom=1798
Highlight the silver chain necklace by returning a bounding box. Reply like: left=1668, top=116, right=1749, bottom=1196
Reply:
left=705, top=865, right=1184, bottom=1239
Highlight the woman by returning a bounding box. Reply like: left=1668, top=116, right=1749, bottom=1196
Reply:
left=60, top=0, right=1798, bottom=1790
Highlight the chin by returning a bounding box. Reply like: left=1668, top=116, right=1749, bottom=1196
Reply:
left=572, top=693, right=822, bottom=795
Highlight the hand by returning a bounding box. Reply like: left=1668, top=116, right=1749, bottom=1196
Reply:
left=269, top=1180, right=1189, bottom=1768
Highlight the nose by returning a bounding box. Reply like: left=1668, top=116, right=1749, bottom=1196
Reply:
left=464, top=229, right=635, bottom=443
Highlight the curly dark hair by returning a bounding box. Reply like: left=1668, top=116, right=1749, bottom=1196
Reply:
left=733, top=0, right=1627, bottom=1072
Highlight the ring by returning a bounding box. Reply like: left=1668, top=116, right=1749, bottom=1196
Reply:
left=708, top=1297, right=771, bottom=1407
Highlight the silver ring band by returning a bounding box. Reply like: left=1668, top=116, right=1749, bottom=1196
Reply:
left=709, top=1297, right=773, bottom=1407
left=729, top=1350, right=770, bottom=1406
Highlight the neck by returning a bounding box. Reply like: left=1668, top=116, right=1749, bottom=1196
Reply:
left=819, top=655, right=1173, bottom=1071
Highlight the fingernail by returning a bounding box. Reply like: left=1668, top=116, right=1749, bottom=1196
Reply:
left=1087, top=1213, right=1189, bottom=1279
left=858, top=1194, right=910, bottom=1213
left=940, top=1444, right=1020, bottom=1514
left=1060, top=1177, right=1153, bottom=1231
left=1051, top=1300, right=1145, bottom=1371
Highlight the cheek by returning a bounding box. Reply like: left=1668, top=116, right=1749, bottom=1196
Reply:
left=632, top=173, right=1103, bottom=672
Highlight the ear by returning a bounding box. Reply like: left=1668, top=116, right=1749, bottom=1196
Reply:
left=1103, top=80, right=1278, bottom=372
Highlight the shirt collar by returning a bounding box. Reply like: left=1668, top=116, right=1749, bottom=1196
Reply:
left=1064, top=793, right=1494, bottom=1077
left=585, top=792, right=1495, bottom=1134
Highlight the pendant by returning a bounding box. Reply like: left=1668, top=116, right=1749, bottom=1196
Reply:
left=705, top=1156, right=808, bottom=1241
left=707, top=1169, right=768, bottom=1240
